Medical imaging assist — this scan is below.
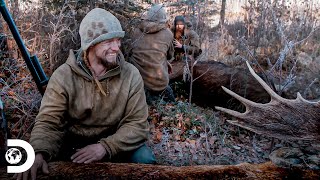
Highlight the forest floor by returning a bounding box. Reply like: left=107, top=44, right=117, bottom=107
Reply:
left=147, top=97, right=291, bottom=166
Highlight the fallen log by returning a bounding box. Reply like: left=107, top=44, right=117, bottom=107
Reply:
left=0, top=161, right=319, bottom=179
left=170, top=60, right=272, bottom=109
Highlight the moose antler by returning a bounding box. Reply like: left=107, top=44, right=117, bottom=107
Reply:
left=215, top=61, right=320, bottom=142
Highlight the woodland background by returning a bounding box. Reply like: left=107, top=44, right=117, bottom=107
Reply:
left=0, top=0, right=319, bottom=166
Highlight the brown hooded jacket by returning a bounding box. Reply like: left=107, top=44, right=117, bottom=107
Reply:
left=29, top=50, right=149, bottom=161
left=172, top=20, right=201, bottom=61
left=129, top=20, right=174, bottom=92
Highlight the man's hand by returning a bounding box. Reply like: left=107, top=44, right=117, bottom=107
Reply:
left=173, top=39, right=183, bottom=48
left=71, top=143, right=106, bottom=164
left=14, top=153, right=49, bottom=180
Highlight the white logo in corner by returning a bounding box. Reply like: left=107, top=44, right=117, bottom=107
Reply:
left=5, top=139, right=35, bottom=173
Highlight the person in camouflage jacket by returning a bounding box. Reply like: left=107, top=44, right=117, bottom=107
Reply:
left=171, top=16, right=202, bottom=61
left=16, top=8, right=155, bottom=180
left=129, top=4, right=175, bottom=104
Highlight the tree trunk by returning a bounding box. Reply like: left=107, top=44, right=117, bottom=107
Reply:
left=0, top=161, right=319, bottom=179
left=125, top=0, right=129, bottom=6
left=219, top=0, right=226, bottom=26
left=12, top=0, right=19, bottom=20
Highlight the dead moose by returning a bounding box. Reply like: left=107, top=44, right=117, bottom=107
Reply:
left=169, top=60, right=320, bottom=142
left=169, top=60, right=272, bottom=110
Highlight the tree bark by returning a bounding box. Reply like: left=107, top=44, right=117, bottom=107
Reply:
left=219, top=0, right=226, bottom=26
left=0, top=161, right=319, bottom=179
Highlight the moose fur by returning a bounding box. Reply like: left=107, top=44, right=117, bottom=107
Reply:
left=170, top=60, right=271, bottom=109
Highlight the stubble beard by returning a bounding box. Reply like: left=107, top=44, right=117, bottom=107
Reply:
left=100, top=54, right=119, bottom=70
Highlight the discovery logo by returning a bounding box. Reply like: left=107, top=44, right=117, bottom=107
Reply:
left=4, top=139, right=35, bottom=173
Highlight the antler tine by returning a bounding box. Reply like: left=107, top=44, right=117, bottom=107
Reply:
left=215, top=106, right=244, bottom=118
left=296, top=92, right=320, bottom=105
left=221, top=86, right=258, bottom=107
left=246, top=61, right=283, bottom=101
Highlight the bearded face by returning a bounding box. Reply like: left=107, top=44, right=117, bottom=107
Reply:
left=90, top=38, right=121, bottom=69
left=175, top=21, right=185, bottom=32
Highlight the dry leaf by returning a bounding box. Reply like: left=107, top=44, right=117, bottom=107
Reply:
left=153, top=131, right=162, bottom=144
left=177, top=121, right=182, bottom=128
left=200, top=132, right=206, bottom=138
left=233, top=145, right=241, bottom=150
left=209, top=136, right=216, bottom=145
left=174, top=135, right=181, bottom=141
left=174, top=142, right=182, bottom=152
left=8, top=91, right=15, bottom=96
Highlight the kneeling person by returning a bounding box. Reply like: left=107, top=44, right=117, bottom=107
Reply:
left=16, top=8, right=155, bottom=180
left=129, top=4, right=175, bottom=104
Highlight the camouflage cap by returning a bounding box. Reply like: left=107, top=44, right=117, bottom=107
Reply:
left=79, top=8, right=125, bottom=52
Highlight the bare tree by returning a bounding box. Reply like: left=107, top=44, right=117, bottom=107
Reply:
left=219, top=0, right=226, bottom=27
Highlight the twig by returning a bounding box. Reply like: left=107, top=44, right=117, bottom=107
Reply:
left=192, top=67, right=210, bottom=82
left=303, top=78, right=318, bottom=98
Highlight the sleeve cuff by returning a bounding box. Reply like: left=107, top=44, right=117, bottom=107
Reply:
left=35, top=150, right=51, bottom=161
left=98, top=140, right=112, bottom=159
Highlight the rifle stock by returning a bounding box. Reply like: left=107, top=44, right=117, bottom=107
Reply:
left=0, top=0, right=48, bottom=95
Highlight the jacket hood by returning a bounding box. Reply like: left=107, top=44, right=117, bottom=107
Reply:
left=174, top=16, right=185, bottom=27
left=65, top=49, right=122, bottom=81
left=141, top=4, right=167, bottom=23
left=138, top=21, right=167, bottom=34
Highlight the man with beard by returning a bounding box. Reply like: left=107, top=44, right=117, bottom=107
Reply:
left=15, top=8, right=155, bottom=180
left=172, top=16, right=202, bottom=61
left=129, top=4, right=175, bottom=104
